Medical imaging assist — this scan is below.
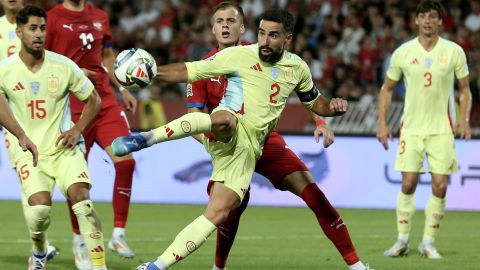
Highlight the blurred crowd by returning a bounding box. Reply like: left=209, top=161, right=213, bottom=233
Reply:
left=80, top=0, right=480, bottom=105
left=8, top=0, right=480, bottom=128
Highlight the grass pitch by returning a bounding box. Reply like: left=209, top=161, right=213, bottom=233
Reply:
left=0, top=201, right=478, bottom=270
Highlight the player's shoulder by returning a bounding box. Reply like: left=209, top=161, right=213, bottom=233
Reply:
left=45, top=50, right=82, bottom=72
left=0, top=15, right=11, bottom=28
left=438, top=37, right=464, bottom=52
left=283, top=50, right=309, bottom=69
left=0, top=53, right=19, bottom=72
left=85, top=3, right=108, bottom=18
left=393, top=38, right=418, bottom=55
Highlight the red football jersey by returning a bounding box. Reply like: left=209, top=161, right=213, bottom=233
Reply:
left=187, top=42, right=250, bottom=113
left=46, top=3, right=117, bottom=113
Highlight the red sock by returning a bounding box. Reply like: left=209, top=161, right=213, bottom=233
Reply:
left=301, top=183, right=359, bottom=265
left=113, top=159, right=135, bottom=228
left=67, top=200, right=81, bottom=235
left=207, top=181, right=250, bottom=268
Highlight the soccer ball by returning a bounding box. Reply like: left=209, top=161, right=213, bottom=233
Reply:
left=114, top=48, right=157, bottom=91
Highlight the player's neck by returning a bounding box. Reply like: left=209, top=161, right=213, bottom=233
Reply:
left=418, top=34, right=439, bottom=52
left=218, top=40, right=239, bottom=51
left=5, top=10, right=18, bottom=24
left=19, top=49, right=45, bottom=73
left=63, top=0, right=85, bottom=12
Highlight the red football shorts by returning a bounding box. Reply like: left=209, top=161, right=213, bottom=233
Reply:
left=72, top=105, right=131, bottom=155
left=255, top=131, right=308, bottom=190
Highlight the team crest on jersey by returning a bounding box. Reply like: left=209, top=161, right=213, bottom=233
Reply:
left=439, top=55, right=447, bottom=67
left=283, top=67, right=293, bottom=82
left=271, top=67, right=280, bottom=80
left=48, top=76, right=59, bottom=93
left=425, top=57, right=433, bottom=69
left=8, top=31, right=15, bottom=41
left=93, top=21, right=103, bottom=31
left=30, top=81, right=40, bottom=95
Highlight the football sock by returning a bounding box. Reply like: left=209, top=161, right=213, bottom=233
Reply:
left=113, top=159, right=135, bottom=228
left=301, top=183, right=359, bottom=265
left=68, top=200, right=81, bottom=235
left=348, top=261, right=366, bottom=270
left=72, top=200, right=106, bottom=268
left=212, top=266, right=226, bottom=270
left=396, top=192, right=415, bottom=240
left=73, top=232, right=83, bottom=245
left=155, top=215, right=216, bottom=268
left=25, top=205, right=51, bottom=254
left=423, top=195, right=446, bottom=242
left=113, top=227, right=126, bottom=239
left=214, top=187, right=250, bottom=268
left=148, top=112, right=211, bottom=144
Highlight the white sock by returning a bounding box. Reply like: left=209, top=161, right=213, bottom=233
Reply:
left=421, top=236, right=434, bottom=245
left=113, top=227, right=126, bottom=238
left=348, top=261, right=365, bottom=270
left=73, top=233, right=83, bottom=245
left=398, top=234, right=409, bottom=243
left=153, top=257, right=168, bottom=270
left=213, top=265, right=226, bottom=270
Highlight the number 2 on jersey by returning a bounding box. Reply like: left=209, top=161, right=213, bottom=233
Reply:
left=423, top=72, right=432, bottom=87
left=270, top=83, right=280, bottom=104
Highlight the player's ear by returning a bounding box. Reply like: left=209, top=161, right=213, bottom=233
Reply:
left=240, top=23, right=245, bottom=34
left=285, top=33, right=293, bottom=45
left=16, top=26, right=22, bottom=39
left=212, top=25, right=216, bottom=35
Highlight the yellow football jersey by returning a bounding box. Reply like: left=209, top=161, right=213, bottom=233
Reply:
left=0, top=50, right=94, bottom=162
left=387, top=37, right=469, bottom=135
left=0, top=15, right=20, bottom=60
left=186, top=43, right=317, bottom=145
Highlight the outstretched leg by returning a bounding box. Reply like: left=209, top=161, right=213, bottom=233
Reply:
left=138, top=182, right=241, bottom=270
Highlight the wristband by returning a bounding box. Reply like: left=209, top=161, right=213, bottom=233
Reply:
left=315, top=118, right=326, bottom=126
left=119, top=86, right=127, bottom=92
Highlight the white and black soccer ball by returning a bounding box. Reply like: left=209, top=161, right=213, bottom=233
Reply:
left=114, top=48, right=157, bottom=91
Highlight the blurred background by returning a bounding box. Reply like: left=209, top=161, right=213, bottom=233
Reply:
left=16, top=0, right=480, bottom=137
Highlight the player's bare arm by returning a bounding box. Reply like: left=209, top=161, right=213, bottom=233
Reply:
left=56, top=90, right=101, bottom=149
left=156, top=63, right=188, bottom=83
left=457, top=75, right=472, bottom=140
left=312, top=113, right=334, bottom=148
left=309, top=94, right=347, bottom=117
left=377, top=77, right=397, bottom=150
left=0, top=93, right=38, bottom=166
left=103, top=47, right=137, bottom=112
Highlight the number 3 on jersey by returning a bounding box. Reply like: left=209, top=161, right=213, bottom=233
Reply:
left=79, top=33, right=94, bottom=50
left=424, top=72, right=432, bottom=87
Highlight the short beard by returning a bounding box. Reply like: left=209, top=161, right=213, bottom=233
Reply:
left=258, top=46, right=283, bottom=63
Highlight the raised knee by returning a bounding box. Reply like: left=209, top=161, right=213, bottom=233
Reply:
left=211, top=113, right=236, bottom=134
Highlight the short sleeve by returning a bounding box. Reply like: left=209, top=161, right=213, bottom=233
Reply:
left=185, top=47, right=238, bottom=83
left=386, top=48, right=402, bottom=81
left=295, top=61, right=318, bottom=109
left=186, top=79, right=207, bottom=109
left=67, top=59, right=94, bottom=101
left=454, top=46, right=469, bottom=79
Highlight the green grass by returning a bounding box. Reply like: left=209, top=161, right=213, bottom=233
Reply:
left=0, top=201, right=478, bottom=269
